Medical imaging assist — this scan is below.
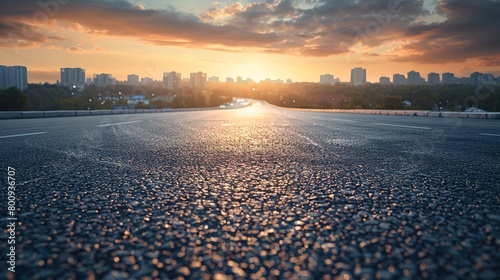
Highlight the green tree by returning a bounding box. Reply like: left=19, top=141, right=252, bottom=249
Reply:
left=0, top=87, right=27, bottom=111
left=381, top=95, right=404, bottom=110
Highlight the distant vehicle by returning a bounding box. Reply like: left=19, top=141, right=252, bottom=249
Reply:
left=464, top=107, right=487, bottom=112
left=220, top=99, right=248, bottom=109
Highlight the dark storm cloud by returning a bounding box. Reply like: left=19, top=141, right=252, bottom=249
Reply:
left=0, top=0, right=498, bottom=63
left=396, top=0, right=500, bottom=64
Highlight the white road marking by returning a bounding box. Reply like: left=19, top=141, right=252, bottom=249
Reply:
left=289, top=131, right=322, bottom=148
left=98, top=121, right=142, bottom=127
left=330, top=118, right=357, bottom=123
left=372, top=123, right=431, bottom=130
left=480, top=133, right=500, bottom=137
left=0, top=132, right=47, bottom=139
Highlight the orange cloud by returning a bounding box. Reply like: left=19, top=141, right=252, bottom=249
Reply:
left=0, top=0, right=499, bottom=64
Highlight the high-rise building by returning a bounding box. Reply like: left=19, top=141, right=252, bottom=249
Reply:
left=190, top=72, right=207, bottom=89
left=320, top=74, right=335, bottom=85
left=350, top=67, right=366, bottom=86
left=208, top=76, right=220, bottom=83
left=226, top=77, right=234, bottom=83
left=286, top=79, right=293, bottom=84
left=379, top=76, right=391, bottom=85
left=93, top=73, right=113, bottom=87
left=407, top=70, right=423, bottom=85
left=428, top=73, right=440, bottom=85
left=393, top=74, right=406, bottom=85
left=141, top=77, right=154, bottom=86
left=163, top=72, right=182, bottom=89
left=60, top=68, right=85, bottom=90
left=470, top=72, right=494, bottom=86
left=442, top=73, right=457, bottom=84
left=0, top=65, right=28, bottom=91
left=127, top=74, right=139, bottom=86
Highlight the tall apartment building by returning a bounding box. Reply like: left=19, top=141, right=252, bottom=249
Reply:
left=320, top=74, right=335, bottom=85
left=350, top=67, right=366, bottom=86
left=442, top=73, right=457, bottom=84
left=407, top=70, right=423, bottom=85
left=60, top=68, right=85, bottom=90
left=393, top=74, right=406, bottom=85
left=190, top=72, right=207, bottom=89
left=470, top=72, right=494, bottom=86
left=427, top=72, right=440, bottom=85
left=0, top=65, right=28, bottom=91
left=127, top=74, right=140, bottom=86
left=163, top=72, right=182, bottom=90
left=93, top=73, right=113, bottom=87
left=208, top=76, right=220, bottom=83
left=379, top=76, right=391, bottom=85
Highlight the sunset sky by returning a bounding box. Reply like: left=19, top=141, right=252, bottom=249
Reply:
left=1, top=0, right=499, bottom=83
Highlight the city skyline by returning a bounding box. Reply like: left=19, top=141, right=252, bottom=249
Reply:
left=1, top=63, right=499, bottom=91
left=1, top=0, right=499, bottom=84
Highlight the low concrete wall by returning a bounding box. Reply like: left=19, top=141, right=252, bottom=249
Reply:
left=2, top=104, right=498, bottom=120
left=0, top=107, right=222, bottom=120
left=281, top=107, right=500, bottom=120
left=0, top=101, right=252, bottom=120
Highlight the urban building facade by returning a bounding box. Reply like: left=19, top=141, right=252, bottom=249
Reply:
left=442, top=73, right=457, bottom=84
left=379, top=76, right=391, bottom=85
left=60, top=68, right=85, bottom=90
left=428, top=73, right=440, bottom=85
left=319, top=74, right=336, bottom=85
left=470, top=72, right=494, bottom=86
left=93, top=73, right=113, bottom=87
left=141, top=77, right=154, bottom=86
left=163, top=72, right=182, bottom=90
left=407, top=71, right=424, bottom=85
left=0, top=65, right=28, bottom=90
left=208, top=76, right=220, bottom=83
left=393, top=74, right=406, bottom=85
left=350, top=67, right=366, bottom=86
left=190, top=72, right=207, bottom=89
left=127, top=74, right=140, bottom=86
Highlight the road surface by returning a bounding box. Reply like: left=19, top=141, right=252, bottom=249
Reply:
left=1, top=101, right=499, bottom=279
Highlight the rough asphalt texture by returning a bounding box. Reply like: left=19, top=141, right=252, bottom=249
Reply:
left=1, top=102, right=499, bottom=279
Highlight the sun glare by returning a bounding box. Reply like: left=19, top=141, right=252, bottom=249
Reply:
left=234, top=62, right=268, bottom=82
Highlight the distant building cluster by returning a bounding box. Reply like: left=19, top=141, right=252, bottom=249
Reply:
left=389, top=71, right=496, bottom=86
left=1, top=64, right=499, bottom=92
left=320, top=67, right=499, bottom=87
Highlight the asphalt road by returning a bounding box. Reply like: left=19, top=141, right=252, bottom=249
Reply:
left=1, top=101, right=499, bottom=279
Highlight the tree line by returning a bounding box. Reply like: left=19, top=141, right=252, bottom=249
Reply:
left=0, top=83, right=499, bottom=112
left=0, top=84, right=232, bottom=111
left=208, top=82, right=500, bottom=112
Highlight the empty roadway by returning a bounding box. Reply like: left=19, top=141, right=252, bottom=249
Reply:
left=1, top=101, right=499, bottom=279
